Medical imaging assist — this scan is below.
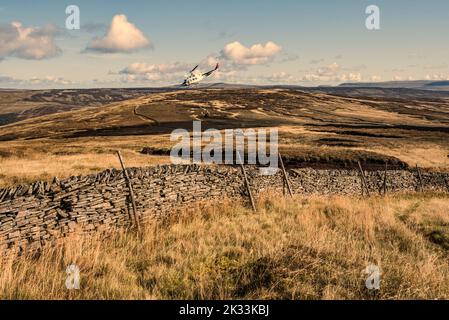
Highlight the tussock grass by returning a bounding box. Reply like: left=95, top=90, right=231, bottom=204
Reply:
left=1, top=192, right=449, bottom=300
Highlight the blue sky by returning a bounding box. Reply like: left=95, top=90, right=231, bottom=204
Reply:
left=0, top=0, right=449, bottom=88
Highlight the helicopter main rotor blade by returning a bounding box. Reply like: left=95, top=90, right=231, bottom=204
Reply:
left=190, top=65, right=199, bottom=73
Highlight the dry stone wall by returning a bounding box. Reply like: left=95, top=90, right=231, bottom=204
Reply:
left=0, top=164, right=448, bottom=254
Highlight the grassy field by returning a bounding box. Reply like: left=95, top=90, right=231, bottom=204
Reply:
left=0, top=128, right=447, bottom=187
left=0, top=88, right=448, bottom=187
left=1, top=192, right=448, bottom=300
left=0, top=137, right=173, bottom=186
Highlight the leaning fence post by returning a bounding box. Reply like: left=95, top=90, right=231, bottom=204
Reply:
left=382, top=162, right=388, bottom=196
left=416, top=164, right=424, bottom=192
left=279, top=152, right=293, bottom=197
left=357, top=161, right=370, bottom=197
left=117, top=151, right=141, bottom=232
left=237, top=151, right=257, bottom=212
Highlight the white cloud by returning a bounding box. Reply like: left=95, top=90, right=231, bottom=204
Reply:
left=264, top=72, right=298, bottom=84
left=209, top=70, right=238, bottom=82
left=336, top=73, right=362, bottom=82
left=0, top=74, right=74, bottom=88
left=220, top=41, right=281, bottom=65
left=118, top=61, right=190, bottom=83
left=0, top=21, right=61, bottom=60
left=391, top=75, right=415, bottom=81
left=299, top=62, right=362, bottom=83
left=86, top=15, right=151, bottom=53
left=425, top=74, right=449, bottom=81
left=118, top=58, right=238, bottom=84
left=300, top=74, right=322, bottom=82
left=28, top=75, right=73, bottom=85
left=120, top=62, right=188, bottom=75
left=317, top=62, right=340, bottom=77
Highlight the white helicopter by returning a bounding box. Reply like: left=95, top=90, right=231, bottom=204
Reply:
left=181, top=63, right=219, bottom=86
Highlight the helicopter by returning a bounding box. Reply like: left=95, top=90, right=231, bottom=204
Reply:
left=181, top=63, right=219, bottom=86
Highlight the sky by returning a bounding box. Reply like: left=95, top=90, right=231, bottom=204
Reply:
left=0, top=0, right=449, bottom=88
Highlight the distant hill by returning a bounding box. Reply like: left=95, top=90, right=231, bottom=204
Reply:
left=1, top=87, right=449, bottom=141
left=0, top=88, right=175, bottom=126
left=2, top=83, right=449, bottom=127
left=339, top=80, right=449, bottom=91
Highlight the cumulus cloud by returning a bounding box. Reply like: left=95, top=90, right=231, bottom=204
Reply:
left=28, top=75, right=73, bottom=85
left=0, top=21, right=61, bottom=60
left=86, top=15, right=151, bottom=53
left=336, top=73, right=362, bottom=82
left=316, top=62, right=340, bottom=77
left=301, top=62, right=338, bottom=82
left=192, top=56, right=238, bottom=82
left=118, top=58, right=235, bottom=84
left=118, top=61, right=190, bottom=83
left=120, top=62, right=188, bottom=75
left=391, top=75, right=417, bottom=81
left=220, top=41, right=281, bottom=65
left=300, top=62, right=363, bottom=84
left=425, top=74, right=449, bottom=81
left=264, top=72, right=298, bottom=84
left=0, top=74, right=74, bottom=88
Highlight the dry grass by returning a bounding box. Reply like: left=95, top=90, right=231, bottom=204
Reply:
left=279, top=126, right=449, bottom=171
left=1, top=87, right=449, bottom=176
left=0, top=136, right=175, bottom=187
left=0, top=151, right=171, bottom=187
left=360, top=144, right=449, bottom=172
left=1, top=192, right=448, bottom=300
left=1, top=125, right=448, bottom=187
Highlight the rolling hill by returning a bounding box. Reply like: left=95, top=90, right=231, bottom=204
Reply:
left=1, top=87, right=449, bottom=140
left=0, top=86, right=448, bottom=185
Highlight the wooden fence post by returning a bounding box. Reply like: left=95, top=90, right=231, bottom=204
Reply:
left=279, top=152, right=293, bottom=197
left=383, top=163, right=388, bottom=196
left=416, top=164, right=424, bottom=192
left=357, top=161, right=371, bottom=197
left=117, top=151, right=141, bottom=232
left=237, top=151, right=257, bottom=212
